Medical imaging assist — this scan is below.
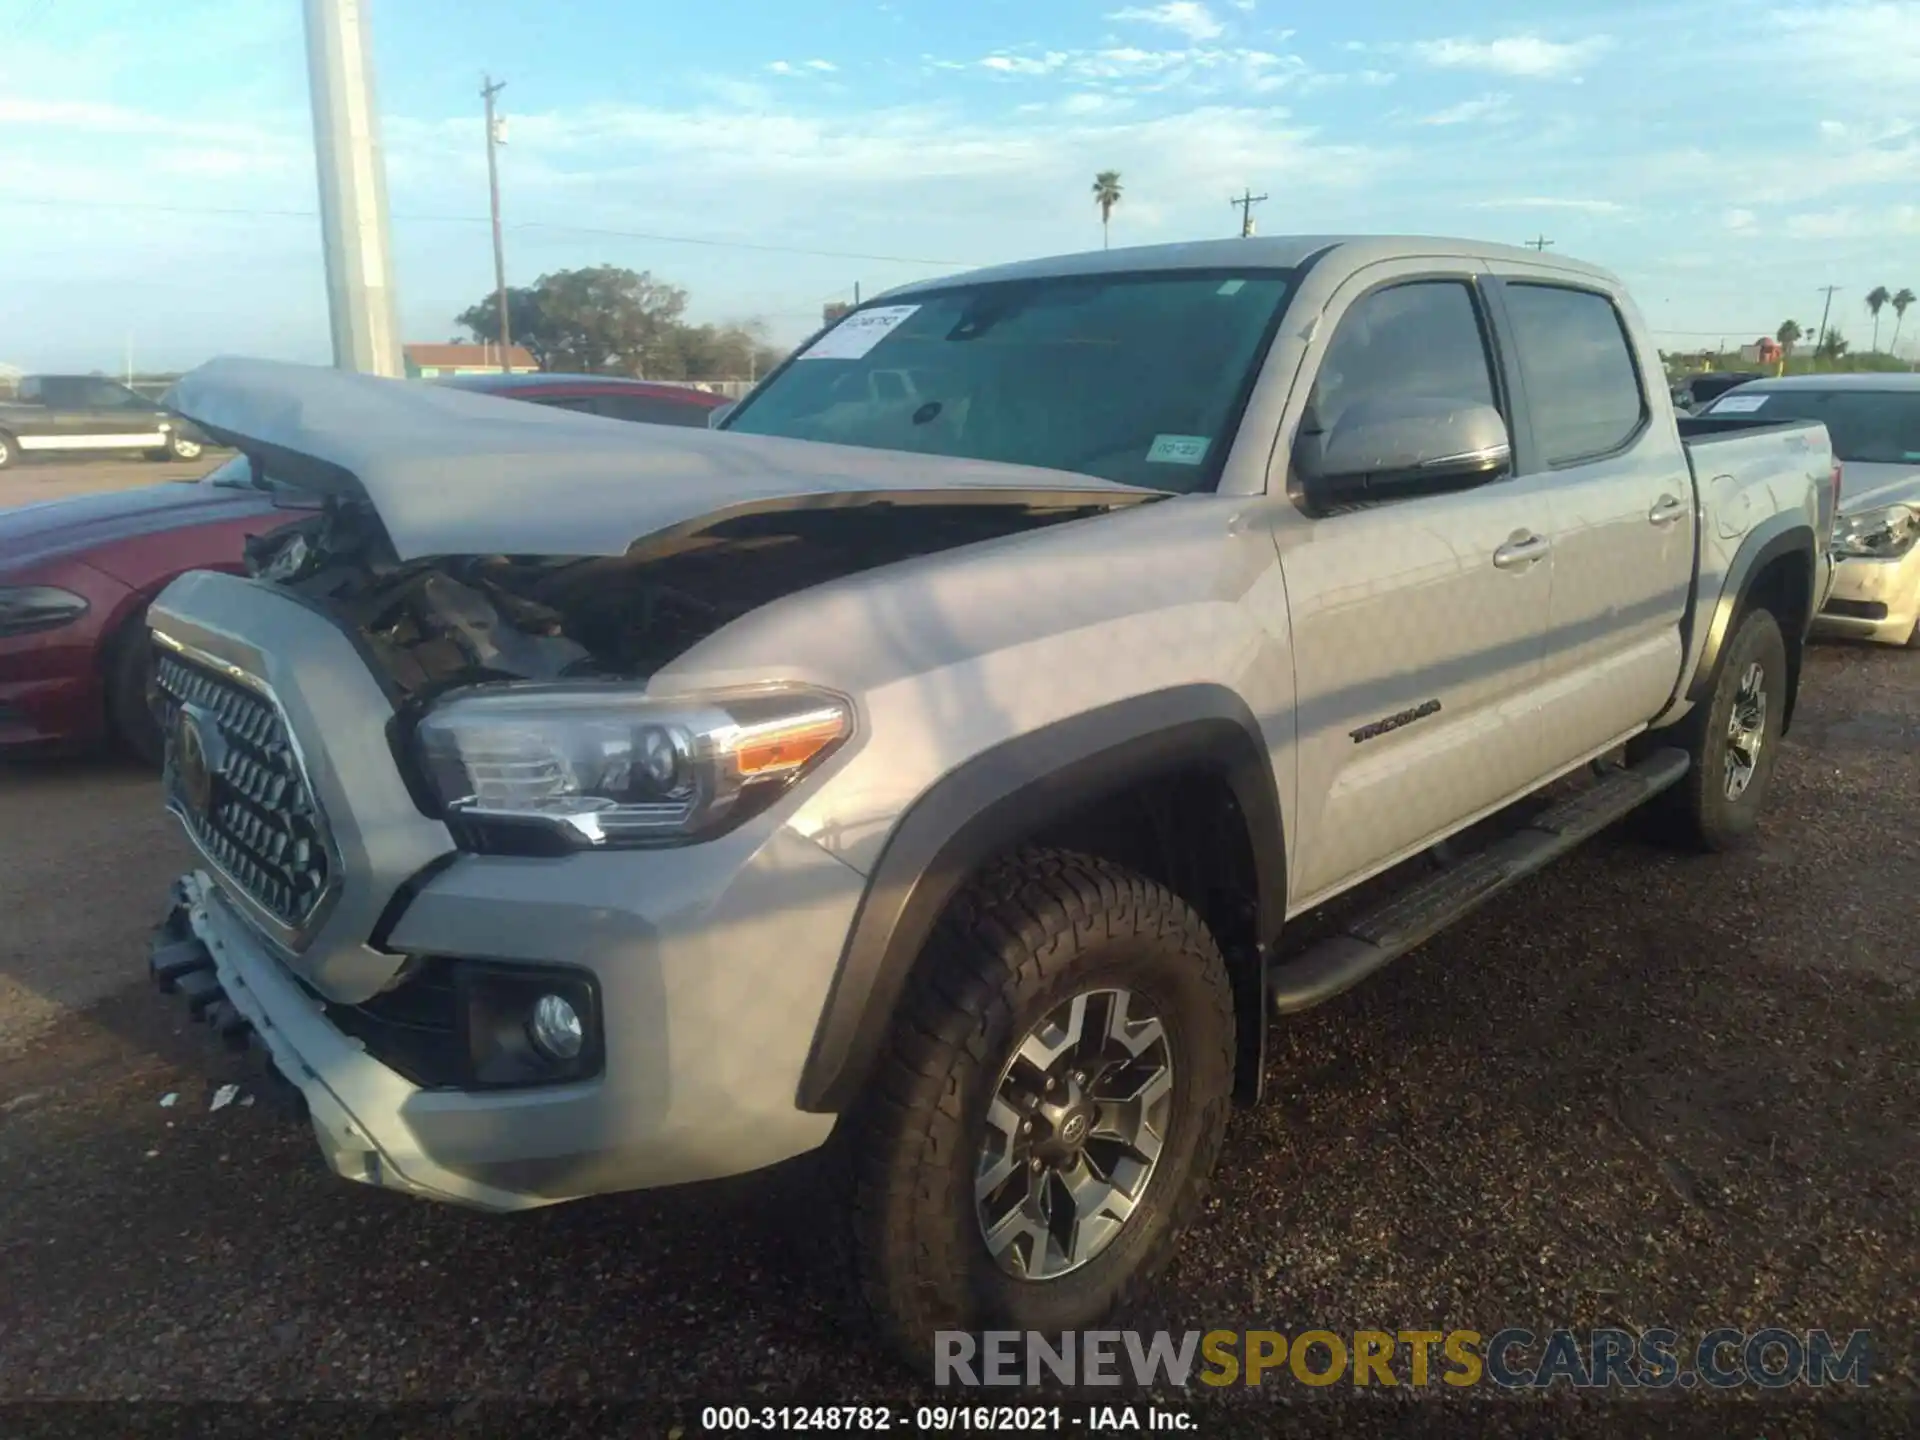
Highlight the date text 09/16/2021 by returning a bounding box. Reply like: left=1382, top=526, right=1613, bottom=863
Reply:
left=697, top=1406, right=1185, bottom=1432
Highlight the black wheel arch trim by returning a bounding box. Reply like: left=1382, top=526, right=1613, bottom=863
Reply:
left=1684, top=513, right=1818, bottom=724
left=796, top=684, right=1287, bottom=1114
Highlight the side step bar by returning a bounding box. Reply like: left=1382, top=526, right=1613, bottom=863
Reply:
left=1268, top=746, right=1690, bottom=1014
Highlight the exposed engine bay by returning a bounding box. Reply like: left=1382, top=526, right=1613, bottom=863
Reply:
left=244, top=494, right=1132, bottom=704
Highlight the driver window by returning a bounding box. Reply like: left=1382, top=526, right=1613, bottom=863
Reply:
left=82, top=378, right=142, bottom=408
left=1299, top=281, right=1498, bottom=471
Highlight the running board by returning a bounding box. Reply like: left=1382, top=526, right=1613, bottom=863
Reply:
left=1268, top=746, right=1690, bottom=1014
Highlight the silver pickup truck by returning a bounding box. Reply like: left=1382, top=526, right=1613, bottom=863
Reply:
left=142, top=236, right=1833, bottom=1362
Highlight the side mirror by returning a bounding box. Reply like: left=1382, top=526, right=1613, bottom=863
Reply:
left=1297, top=396, right=1511, bottom=508
left=707, top=401, right=737, bottom=429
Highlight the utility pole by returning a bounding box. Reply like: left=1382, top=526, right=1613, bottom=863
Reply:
left=1814, top=285, right=1841, bottom=357
left=1230, top=189, right=1268, bottom=238
left=854, top=281, right=862, bottom=305
left=302, top=0, right=403, bottom=376
left=481, top=75, right=512, bottom=372
left=1525, top=234, right=1554, bottom=252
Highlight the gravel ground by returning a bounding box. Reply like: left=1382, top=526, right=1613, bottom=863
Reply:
left=0, top=633, right=1914, bottom=1433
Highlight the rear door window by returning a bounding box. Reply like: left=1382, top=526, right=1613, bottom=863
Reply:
left=1502, top=284, right=1647, bottom=465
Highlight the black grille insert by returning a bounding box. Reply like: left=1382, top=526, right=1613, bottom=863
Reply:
left=154, top=648, right=334, bottom=930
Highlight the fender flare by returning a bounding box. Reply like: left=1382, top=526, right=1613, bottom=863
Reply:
left=1684, top=515, right=1817, bottom=727
left=795, top=685, right=1286, bottom=1114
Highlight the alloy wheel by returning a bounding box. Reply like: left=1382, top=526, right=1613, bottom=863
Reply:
left=1723, top=660, right=1767, bottom=800
left=974, top=987, right=1175, bottom=1280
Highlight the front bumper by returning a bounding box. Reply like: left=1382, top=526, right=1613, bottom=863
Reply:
left=153, top=817, right=863, bottom=1211
left=1811, top=547, right=1920, bottom=645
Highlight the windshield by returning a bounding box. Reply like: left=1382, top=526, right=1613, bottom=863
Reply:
left=1708, top=387, right=1920, bottom=465
left=722, top=270, right=1294, bottom=493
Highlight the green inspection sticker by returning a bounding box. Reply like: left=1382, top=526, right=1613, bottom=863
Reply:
left=1147, top=434, right=1210, bottom=464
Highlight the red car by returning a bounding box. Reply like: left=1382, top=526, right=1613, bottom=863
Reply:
left=0, top=374, right=729, bottom=762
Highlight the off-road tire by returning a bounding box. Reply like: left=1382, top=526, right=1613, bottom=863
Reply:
left=1640, top=607, right=1788, bottom=852
left=105, top=609, right=164, bottom=767
left=838, top=848, right=1234, bottom=1366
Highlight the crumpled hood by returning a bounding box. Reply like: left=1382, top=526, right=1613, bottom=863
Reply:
left=166, top=358, right=1157, bottom=562
left=0, top=480, right=277, bottom=572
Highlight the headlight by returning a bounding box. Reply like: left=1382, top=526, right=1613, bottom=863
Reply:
left=0, top=585, right=90, bottom=638
left=414, top=684, right=852, bottom=850
left=1831, top=503, right=1919, bottom=559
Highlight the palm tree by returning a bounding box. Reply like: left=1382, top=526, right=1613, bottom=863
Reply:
left=1865, top=285, right=1891, bottom=352
left=1891, top=288, right=1915, bottom=356
left=1092, top=170, right=1123, bottom=250
left=1776, top=319, right=1802, bottom=359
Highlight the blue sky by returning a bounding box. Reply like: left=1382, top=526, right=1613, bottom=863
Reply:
left=3, top=0, right=1918, bottom=372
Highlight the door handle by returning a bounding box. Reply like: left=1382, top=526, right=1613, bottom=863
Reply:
left=1492, top=532, right=1550, bottom=570
left=1648, top=494, right=1688, bottom=526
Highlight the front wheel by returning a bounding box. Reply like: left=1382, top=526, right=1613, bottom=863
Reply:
left=1642, top=607, right=1788, bottom=851
left=841, top=850, right=1234, bottom=1363
left=105, top=610, right=165, bottom=766
left=0, top=430, right=16, bottom=470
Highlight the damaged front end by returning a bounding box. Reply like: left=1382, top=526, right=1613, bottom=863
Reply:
left=244, top=491, right=1127, bottom=704
left=231, top=489, right=1132, bottom=857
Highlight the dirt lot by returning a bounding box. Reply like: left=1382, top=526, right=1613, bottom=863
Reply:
left=0, top=461, right=1915, bottom=1429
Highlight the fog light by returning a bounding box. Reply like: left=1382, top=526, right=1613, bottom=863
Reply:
left=527, top=993, right=584, bottom=1061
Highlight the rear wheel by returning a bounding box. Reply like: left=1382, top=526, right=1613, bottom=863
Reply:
left=1640, top=607, right=1787, bottom=851
left=840, top=850, right=1234, bottom=1363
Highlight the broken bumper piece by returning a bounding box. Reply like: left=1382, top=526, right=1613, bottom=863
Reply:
left=147, top=871, right=589, bottom=1213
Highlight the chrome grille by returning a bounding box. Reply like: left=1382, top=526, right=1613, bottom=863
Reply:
left=154, top=648, right=333, bottom=931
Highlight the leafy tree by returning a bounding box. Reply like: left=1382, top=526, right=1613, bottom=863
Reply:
left=456, top=286, right=554, bottom=368
left=1865, top=285, right=1891, bottom=352
left=1092, top=170, right=1123, bottom=250
left=1815, top=326, right=1850, bottom=360
left=1891, top=288, right=1915, bottom=355
left=1775, top=319, right=1802, bottom=357
left=458, top=266, right=778, bottom=378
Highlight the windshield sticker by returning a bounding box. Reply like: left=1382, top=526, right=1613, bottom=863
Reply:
left=798, top=305, right=921, bottom=361
left=1711, top=394, right=1769, bottom=413
left=1217, top=279, right=1246, bottom=296
left=1147, top=434, right=1211, bottom=465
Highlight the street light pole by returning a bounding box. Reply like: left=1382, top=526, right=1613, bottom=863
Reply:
left=482, top=75, right=512, bottom=372
left=302, top=0, right=403, bottom=376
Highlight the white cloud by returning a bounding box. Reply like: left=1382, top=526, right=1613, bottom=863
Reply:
left=1409, top=34, right=1612, bottom=78
left=1419, top=93, right=1513, bottom=126
left=1781, top=204, right=1920, bottom=240
left=1724, top=208, right=1758, bottom=231
left=767, top=58, right=838, bottom=78
left=1468, top=196, right=1628, bottom=214
left=1106, top=3, right=1227, bottom=44
left=973, top=44, right=1313, bottom=95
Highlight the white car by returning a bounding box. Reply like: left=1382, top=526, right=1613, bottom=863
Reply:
left=1706, top=373, right=1920, bottom=647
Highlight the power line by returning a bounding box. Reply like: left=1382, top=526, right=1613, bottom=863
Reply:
left=0, top=196, right=970, bottom=268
